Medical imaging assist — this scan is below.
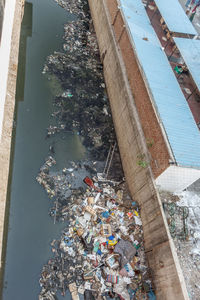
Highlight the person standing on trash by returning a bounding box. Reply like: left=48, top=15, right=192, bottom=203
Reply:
left=191, top=0, right=200, bottom=12
left=185, top=0, right=195, bottom=15
left=189, top=0, right=200, bottom=21
left=186, top=0, right=199, bottom=12
left=185, top=0, right=194, bottom=7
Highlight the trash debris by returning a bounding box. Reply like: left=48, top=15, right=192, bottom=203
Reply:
left=114, top=239, right=137, bottom=267
left=69, top=282, right=80, bottom=300
left=160, top=189, right=200, bottom=300
left=39, top=177, right=154, bottom=299
left=37, top=0, right=154, bottom=299
left=163, top=201, right=189, bottom=240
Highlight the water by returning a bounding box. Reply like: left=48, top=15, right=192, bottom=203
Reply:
left=1, top=1, right=86, bottom=299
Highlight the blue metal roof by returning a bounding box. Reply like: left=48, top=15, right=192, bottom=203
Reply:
left=153, top=0, right=197, bottom=36
left=120, top=0, right=161, bottom=46
left=173, top=37, right=200, bottom=93
left=119, top=0, right=200, bottom=168
left=120, top=0, right=147, bottom=14
left=120, top=4, right=161, bottom=46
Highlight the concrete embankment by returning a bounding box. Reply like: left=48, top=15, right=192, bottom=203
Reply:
left=88, top=0, right=189, bottom=299
left=0, top=0, right=24, bottom=270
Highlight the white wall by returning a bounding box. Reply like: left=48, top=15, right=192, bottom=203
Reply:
left=156, top=165, right=200, bottom=192
left=0, top=0, right=16, bottom=140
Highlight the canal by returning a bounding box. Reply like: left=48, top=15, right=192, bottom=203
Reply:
left=1, top=0, right=86, bottom=299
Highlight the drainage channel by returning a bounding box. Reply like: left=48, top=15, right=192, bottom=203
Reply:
left=1, top=1, right=82, bottom=299
left=1, top=0, right=153, bottom=299
left=1, top=0, right=116, bottom=298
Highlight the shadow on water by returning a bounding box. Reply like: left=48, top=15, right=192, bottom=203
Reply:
left=1, top=1, right=84, bottom=299
left=16, top=1, right=33, bottom=103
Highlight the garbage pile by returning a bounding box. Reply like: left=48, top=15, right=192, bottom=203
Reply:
left=42, top=0, right=117, bottom=161
left=163, top=201, right=189, bottom=240
left=38, top=1, right=155, bottom=299
left=160, top=190, right=200, bottom=300
left=36, top=155, right=124, bottom=221
left=55, top=0, right=89, bottom=16
left=39, top=178, right=155, bottom=300
left=36, top=156, right=91, bottom=201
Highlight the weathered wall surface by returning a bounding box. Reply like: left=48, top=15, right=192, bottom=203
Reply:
left=0, top=0, right=23, bottom=270
left=88, top=0, right=189, bottom=299
left=105, top=0, right=171, bottom=179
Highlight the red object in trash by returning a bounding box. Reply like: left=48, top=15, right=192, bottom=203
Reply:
left=118, top=296, right=125, bottom=300
left=83, top=176, right=101, bottom=192
left=83, top=176, right=95, bottom=188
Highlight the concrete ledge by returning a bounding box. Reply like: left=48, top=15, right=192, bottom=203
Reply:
left=88, top=0, right=189, bottom=298
left=0, top=0, right=19, bottom=136
left=0, top=0, right=23, bottom=269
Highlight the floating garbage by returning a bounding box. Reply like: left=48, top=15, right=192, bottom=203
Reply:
left=39, top=177, right=154, bottom=299
left=41, top=0, right=123, bottom=164
left=37, top=0, right=154, bottom=299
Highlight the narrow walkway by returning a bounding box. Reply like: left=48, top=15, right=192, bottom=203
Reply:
left=146, top=1, right=200, bottom=126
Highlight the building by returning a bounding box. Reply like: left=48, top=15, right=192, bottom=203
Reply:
left=106, top=0, right=200, bottom=192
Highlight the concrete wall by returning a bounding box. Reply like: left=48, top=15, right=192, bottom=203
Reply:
left=0, top=0, right=18, bottom=137
left=88, top=0, right=189, bottom=299
left=0, top=0, right=23, bottom=270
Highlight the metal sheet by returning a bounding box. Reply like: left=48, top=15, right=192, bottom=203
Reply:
left=153, top=0, right=197, bottom=35
left=133, top=36, right=200, bottom=168
left=120, top=0, right=147, bottom=14
left=174, top=37, right=200, bottom=92
left=119, top=0, right=200, bottom=168
left=120, top=1, right=161, bottom=46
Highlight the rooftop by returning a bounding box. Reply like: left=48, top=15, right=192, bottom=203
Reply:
left=153, top=0, right=197, bottom=36
left=173, top=37, right=200, bottom=93
left=119, top=0, right=200, bottom=168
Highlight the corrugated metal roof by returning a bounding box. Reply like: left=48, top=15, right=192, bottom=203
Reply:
left=120, top=0, right=162, bottom=47
left=120, top=4, right=161, bottom=46
left=119, top=0, right=200, bottom=168
left=173, top=37, right=200, bottom=92
left=153, top=0, right=197, bottom=36
left=120, top=0, right=147, bottom=15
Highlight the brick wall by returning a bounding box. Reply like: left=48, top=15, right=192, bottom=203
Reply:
left=106, top=0, right=170, bottom=178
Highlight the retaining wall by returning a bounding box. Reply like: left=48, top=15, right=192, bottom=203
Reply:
left=0, top=0, right=23, bottom=271
left=88, top=0, right=189, bottom=299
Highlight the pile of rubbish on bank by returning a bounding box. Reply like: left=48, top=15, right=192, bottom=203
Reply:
left=160, top=190, right=200, bottom=300
left=39, top=175, right=155, bottom=300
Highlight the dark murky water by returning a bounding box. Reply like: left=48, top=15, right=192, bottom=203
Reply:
left=1, top=1, right=85, bottom=299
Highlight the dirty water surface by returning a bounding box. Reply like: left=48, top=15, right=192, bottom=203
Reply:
left=1, top=1, right=80, bottom=299
left=2, top=0, right=154, bottom=299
